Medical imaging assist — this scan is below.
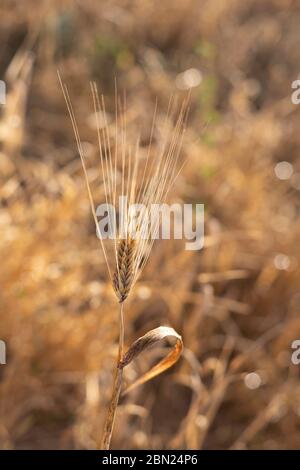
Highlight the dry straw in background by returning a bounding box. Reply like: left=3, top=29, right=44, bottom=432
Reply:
left=59, top=74, right=188, bottom=449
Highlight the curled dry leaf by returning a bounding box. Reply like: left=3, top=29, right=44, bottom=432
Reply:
left=120, top=326, right=183, bottom=395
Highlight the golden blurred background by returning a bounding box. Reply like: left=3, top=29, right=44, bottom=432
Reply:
left=1, top=0, right=300, bottom=449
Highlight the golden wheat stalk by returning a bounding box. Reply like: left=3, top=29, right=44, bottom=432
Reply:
left=59, top=72, right=187, bottom=449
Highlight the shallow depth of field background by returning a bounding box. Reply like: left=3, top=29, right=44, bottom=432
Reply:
left=1, top=0, right=300, bottom=450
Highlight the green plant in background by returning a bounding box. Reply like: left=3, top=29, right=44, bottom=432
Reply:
left=200, top=163, right=217, bottom=180
left=198, top=75, right=220, bottom=124
left=193, top=40, right=220, bottom=124
left=194, top=39, right=216, bottom=61
left=93, top=35, right=134, bottom=71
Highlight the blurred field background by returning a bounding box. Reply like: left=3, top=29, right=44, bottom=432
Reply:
left=1, top=0, right=300, bottom=450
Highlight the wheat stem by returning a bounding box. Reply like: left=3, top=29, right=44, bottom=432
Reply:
left=100, top=301, right=125, bottom=450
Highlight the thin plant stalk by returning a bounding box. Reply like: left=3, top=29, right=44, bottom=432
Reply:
left=100, top=301, right=125, bottom=450
left=59, top=74, right=186, bottom=450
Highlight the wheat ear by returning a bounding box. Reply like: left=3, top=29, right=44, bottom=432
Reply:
left=113, top=238, right=136, bottom=303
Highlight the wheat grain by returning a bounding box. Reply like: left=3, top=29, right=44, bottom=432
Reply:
left=113, top=238, right=136, bottom=302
